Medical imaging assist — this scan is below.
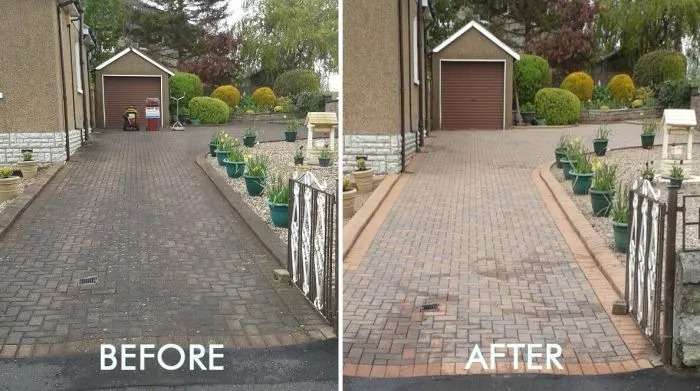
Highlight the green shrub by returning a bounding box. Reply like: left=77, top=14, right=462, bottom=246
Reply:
left=514, top=54, right=551, bottom=105
left=534, top=88, right=581, bottom=125
left=273, top=69, right=321, bottom=98
left=188, top=97, right=230, bottom=124
left=633, top=50, right=686, bottom=88
left=169, top=72, right=203, bottom=106
left=591, top=85, right=612, bottom=107
left=560, top=71, right=594, bottom=101
left=608, top=74, right=635, bottom=102
left=238, top=95, right=255, bottom=112
left=211, top=85, right=241, bottom=108
left=295, top=91, right=325, bottom=115
left=657, top=79, right=691, bottom=108
left=252, top=87, right=277, bottom=109
left=631, top=99, right=644, bottom=108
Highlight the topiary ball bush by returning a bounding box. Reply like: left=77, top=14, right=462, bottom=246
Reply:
left=211, top=85, right=241, bottom=108
left=295, top=91, right=325, bottom=116
left=188, top=97, right=230, bottom=124
left=535, top=88, right=581, bottom=125
left=514, top=54, right=551, bottom=106
left=608, top=74, right=635, bottom=102
left=252, top=87, right=277, bottom=109
left=169, top=72, right=203, bottom=106
left=273, top=69, right=321, bottom=98
left=560, top=71, right=594, bottom=101
left=633, top=50, right=686, bottom=88
left=657, top=79, right=691, bottom=109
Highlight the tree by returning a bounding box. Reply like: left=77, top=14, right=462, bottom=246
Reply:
left=179, top=31, right=240, bottom=86
left=83, top=0, right=126, bottom=66
left=234, top=0, right=338, bottom=86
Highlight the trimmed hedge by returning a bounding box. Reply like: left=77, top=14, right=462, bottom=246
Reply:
left=514, top=54, right=551, bottom=105
left=188, top=97, right=230, bottom=124
left=273, top=69, right=321, bottom=98
left=560, top=71, right=594, bottom=101
left=633, top=50, right=686, bottom=88
left=252, top=87, right=277, bottom=108
left=535, top=88, right=581, bottom=125
left=169, top=72, right=203, bottom=106
left=657, top=79, right=691, bottom=109
left=211, top=85, right=241, bottom=108
left=608, top=74, right=635, bottom=102
left=295, top=91, right=325, bottom=116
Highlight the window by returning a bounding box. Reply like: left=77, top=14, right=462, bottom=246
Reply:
left=75, top=42, right=83, bottom=94
left=413, top=16, right=420, bottom=85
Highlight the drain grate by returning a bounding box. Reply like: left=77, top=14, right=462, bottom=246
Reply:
left=420, top=303, right=440, bottom=312
left=77, top=276, right=98, bottom=286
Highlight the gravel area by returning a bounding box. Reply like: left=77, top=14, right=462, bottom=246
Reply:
left=0, top=166, right=50, bottom=214
left=551, top=144, right=700, bottom=264
left=208, top=139, right=337, bottom=243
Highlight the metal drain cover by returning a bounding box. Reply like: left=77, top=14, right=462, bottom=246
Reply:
left=420, top=303, right=440, bottom=312
left=77, top=276, right=98, bottom=286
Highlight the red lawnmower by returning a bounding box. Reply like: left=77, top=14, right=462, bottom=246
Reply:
left=122, top=106, right=140, bottom=131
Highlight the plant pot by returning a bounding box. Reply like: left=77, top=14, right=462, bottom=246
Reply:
left=243, top=136, right=257, bottom=147
left=294, top=157, right=304, bottom=166
left=343, top=189, right=357, bottom=219
left=554, top=149, right=566, bottom=168
left=670, top=177, right=683, bottom=188
left=560, top=159, right=574, bottom=180
left=521, top=112, right=535, bottom=124
left=533, top=118, right=546, bottom=126
left=641, top=134, right=655, bottom=149
left=223, top=159, right=246, bottom=179
left=215, top=150, right=230, bottom=166
left=612, top=221, right=629, bottom=253
left=353, top=169, right=374, bottom=194
left=0, top=176, right=21, bottom=202
left=18, top=160, right=38, bottom=179
left=267, top=201, right=289, bottom=228
left=244, top=175, right=265, bottom=196
left=178, top=114, right=190, bottom=124
left=571, top=171, right=594, bottom=194
left=590, top=189, right=614, bottom=217
left=209, top=143, right=217, bottom=157
left=318, top=157, right=331, bottom=167
left=284, top=131, right=297, bottom=142
left=593, top=139, right=608, bottom=156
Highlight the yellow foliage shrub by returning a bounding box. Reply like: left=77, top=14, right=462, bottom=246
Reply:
left=607, top=74, right=635, bottom=102
left=560, top=71, right=594, bottom=101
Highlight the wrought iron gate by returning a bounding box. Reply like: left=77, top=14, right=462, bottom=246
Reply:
left=288, top=173, right=338, bottom=332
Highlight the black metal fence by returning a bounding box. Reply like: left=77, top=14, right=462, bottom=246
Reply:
left=287, top=177, right=338, bottom=333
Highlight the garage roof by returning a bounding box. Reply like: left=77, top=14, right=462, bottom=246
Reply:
left=433, top=20, right=520, bottom=60
left=95, top=47, right=175, bottom=76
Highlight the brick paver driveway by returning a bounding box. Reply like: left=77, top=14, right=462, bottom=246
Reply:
left=344, top=124, right=660, bottom=377
left=0, top=126, right=331, bottom=358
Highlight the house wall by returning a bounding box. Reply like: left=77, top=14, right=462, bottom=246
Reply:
left=342, top=0, right=424, bottom=174
left=95, top=51, right=171, bottom=129
left=431, top=28, right=515, bottom=129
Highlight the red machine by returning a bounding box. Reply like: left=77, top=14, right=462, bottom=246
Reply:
left=145, top=98, right=161, bottom=131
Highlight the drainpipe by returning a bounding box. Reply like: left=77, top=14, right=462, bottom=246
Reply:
left=67, top=21, right=79, bottom=140
left=417, top=1, right=425, bottom=148
left=57, top=0, right=76, bottom=161
left=398, top=0, right=406, bottom=172
left=78, top=12, right=89, bottom=143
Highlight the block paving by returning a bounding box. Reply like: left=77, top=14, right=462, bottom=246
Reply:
left=0, top=127, right=332, bottom=358
left=344, top=124, right=662, bottom=377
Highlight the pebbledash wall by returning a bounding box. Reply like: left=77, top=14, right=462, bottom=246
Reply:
left=343, top=132, right=417, bottom=174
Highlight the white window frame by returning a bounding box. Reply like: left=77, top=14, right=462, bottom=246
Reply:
left=413, top=16, right=420, bottom=85
left=75, top=41, right=83, bottom=94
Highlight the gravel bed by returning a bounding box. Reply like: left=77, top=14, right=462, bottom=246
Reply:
left=208, top=139, right=337, bottom=243
left=0, top=166, right=50, bottom=215
left=551, top=145, right=700, bottom=264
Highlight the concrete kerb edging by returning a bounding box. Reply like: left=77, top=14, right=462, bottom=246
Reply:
left=195, top=153, right=287, bottom=267
left=0, top=163, right=64, bottom=241
left=537, top=163, right=626, bottom=298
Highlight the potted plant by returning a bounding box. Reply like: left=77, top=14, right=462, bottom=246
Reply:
left=318, top=145, right=332, bottom=167
left=611, top=182, right=629, bottom=253
left=293, top=146, right=304, bottom=166
left=641, top=120, right=657, bottom=149
left=343, top=176, right=357, bottom=219
left=243, top=126, right=258, bottom=147
left=215, top=136, right=236, bottom=166
left=641, top=161, right=655, bottom=182
left=571, top=152, right=594, bottom=195
left=669, top=160, right=685, bottom=188
left=190, top=118, right=201, bottom=125
left=533, top=118, right=546, bottom=126
left=561, top=137, right=582, bottom=180
left=210, top=131, right=227, bottom=157
left=353, top=158, right=374, bottom=194
left=590, top=162, right=617, bottom=217
left=554, top=134, right=570, bottom=168
left=285, top=120, right=300, bottom=142
left=266, top=174, right=289, bottom=227
left=223, top=144, right=246, bottom=179
left=244, top=154, right=268, bottom=196
left=18, top=151, right=38, bottom=179
left=520, top=102, right=535, bottom=124
left=593, top=124, right=611, bottom=156
left=0, top=166, right=20, bottom=202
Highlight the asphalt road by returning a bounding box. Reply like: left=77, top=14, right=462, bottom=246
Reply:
left=0, top=340, right=338, bottom=390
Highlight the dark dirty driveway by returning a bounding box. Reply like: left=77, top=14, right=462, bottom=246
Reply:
left=0, top=125, right=337, bottom=388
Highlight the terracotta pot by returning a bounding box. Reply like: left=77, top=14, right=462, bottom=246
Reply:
left=0, top=176, right=21, bottom=202
left=343, top=188, right=357, bottom=219
left=18, top=160, right=38, bottom=179
left=353, top=169, right=374, bottom=194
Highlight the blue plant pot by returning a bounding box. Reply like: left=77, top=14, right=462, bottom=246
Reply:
left=268, top=201, right=289, bottom=227
left=215, top=150, right=229, bottom=166
left=560, top=159, right=574, bottom=180
left=244, top=175, right=265, bottom=196
left=223, top=159, right=246, bottom=178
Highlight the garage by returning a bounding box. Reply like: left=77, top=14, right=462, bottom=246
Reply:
left=431, top=21, right=520, bottom=130
left=94, top=47, right=174, bottom=129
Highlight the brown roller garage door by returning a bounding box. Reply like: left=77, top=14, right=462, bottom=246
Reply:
left=440, top=61, right=504, bottom=130
left=103, top=76, right=161, bottom=128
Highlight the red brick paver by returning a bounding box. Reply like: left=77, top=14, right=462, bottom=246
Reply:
left=343, top=124, right=662, bottom=377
